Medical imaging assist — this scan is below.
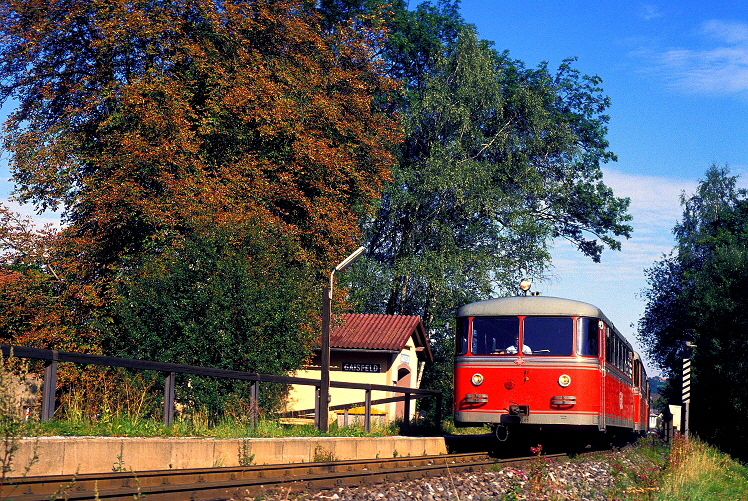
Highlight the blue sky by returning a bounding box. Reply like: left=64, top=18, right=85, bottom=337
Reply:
left=2, top=1, right=748, bottom=374
left=458, top=0, right=748, bottom=374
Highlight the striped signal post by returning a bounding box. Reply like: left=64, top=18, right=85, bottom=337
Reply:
left=682, top=357, right=691, bottom=438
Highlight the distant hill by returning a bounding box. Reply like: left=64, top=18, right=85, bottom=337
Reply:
left=649, top=376, right=667, bottom=401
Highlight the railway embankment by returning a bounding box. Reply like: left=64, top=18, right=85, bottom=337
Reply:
left=12, top=435, right=449, bottom=476
left=256, top=439, right=748, bottom=501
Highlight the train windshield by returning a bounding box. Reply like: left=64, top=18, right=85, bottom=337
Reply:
left=523, top=317, right=574, bottom=356
left=471, top=317, right=519, bottom=355
left=456, top=317, right=468, bottom=355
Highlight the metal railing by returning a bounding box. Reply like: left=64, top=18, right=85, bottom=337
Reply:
left=0, top=344, right=441, bottom=433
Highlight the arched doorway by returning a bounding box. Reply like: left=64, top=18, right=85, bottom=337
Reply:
left=395, top=366, right=411, bottom=420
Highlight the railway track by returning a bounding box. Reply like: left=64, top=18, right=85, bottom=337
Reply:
left=1, top=452, right=564, bottom=501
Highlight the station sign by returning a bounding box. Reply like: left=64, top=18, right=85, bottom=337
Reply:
left=342, top=363, right=380, bottom=373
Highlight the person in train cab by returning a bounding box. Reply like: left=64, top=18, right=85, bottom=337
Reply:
left=506, top=336, right=532, bottom=355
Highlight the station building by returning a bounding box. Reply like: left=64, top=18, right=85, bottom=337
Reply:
left=284, top=313, right=433, bottom=427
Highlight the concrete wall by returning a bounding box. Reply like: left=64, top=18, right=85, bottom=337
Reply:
left=9, top=436, right=449, bottom=476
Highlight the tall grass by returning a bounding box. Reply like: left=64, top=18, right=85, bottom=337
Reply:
left=655, top=435, right=748, bottom=501
left=32, top=412, right=411, bottom=438
left=27, top=368, right=444, bottom=438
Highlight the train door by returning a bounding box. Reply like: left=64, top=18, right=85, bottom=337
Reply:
left=599, top=321, right=607, bottom=431
left=633, top=357, right=642, bottom=431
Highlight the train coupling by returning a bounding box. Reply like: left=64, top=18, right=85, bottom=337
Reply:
left=508, top=404, right=529, bottom=416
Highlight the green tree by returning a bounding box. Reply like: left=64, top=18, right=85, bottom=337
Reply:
left=639, top=166, right=745, bottom=373
left=323, top=1, right=632, bottom=423
left=638, top=164, right=748, bottom=460
left=107, top=224, right=318, bottom=414
left=356, top=31, right=629, bottom=322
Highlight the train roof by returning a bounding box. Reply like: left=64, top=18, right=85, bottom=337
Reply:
left=457, top=295, right=618, bottom=334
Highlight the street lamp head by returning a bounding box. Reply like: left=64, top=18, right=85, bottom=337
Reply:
left=335, top=246, right=366, bottom=272
left=329, top=246, right=367, bottom=299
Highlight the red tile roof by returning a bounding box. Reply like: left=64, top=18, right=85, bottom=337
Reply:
left=330, top=313, right=433, bottom=361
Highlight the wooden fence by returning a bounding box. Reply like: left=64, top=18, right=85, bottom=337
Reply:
left=0, top=344, right=441, bottom=433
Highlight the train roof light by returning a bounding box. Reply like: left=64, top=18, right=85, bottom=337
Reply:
left=519, top=279, right=532, bottom=292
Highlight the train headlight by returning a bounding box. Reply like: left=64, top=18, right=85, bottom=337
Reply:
left=558, top=374, right=571, bottom=387
left=471, top=373, right=484, bottom=386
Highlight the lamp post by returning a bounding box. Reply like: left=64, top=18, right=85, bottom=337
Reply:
left=317, top=246, right=366, bottom=432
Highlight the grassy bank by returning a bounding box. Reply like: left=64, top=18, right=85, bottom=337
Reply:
left=581, top=435, right=748, bottom=501
left=654, top=435, right=748, bottom=501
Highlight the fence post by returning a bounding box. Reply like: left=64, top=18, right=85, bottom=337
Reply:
left=364, top=389, right=371, bottom=433
left=249, top=381, right=259, bottom=425
left=314, top=386, right=320, bottom=429
left=435, top=392, right=442, bottom=429
left=41, top=357, right=58, bottom=422
left=403, top=391, right=411, bottom=431
left=163, top=371, right=175, bottom=426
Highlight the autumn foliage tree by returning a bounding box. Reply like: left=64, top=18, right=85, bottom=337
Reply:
left=0, top=205, right=75, bottom=349
left=0, top=0, right=400, bottom=412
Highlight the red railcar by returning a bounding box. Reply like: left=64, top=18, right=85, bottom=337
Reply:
left=453, top=296, right=649, bottom=441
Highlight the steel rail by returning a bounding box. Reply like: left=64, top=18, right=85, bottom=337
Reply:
left=1, top=452, right=565, bottom=501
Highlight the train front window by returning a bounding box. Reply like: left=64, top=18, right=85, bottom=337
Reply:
left=577, top=317, right=599, bottom=356
left=523, top=317, right=574, bottom=356
left=471, top=317, right=519, bottom=355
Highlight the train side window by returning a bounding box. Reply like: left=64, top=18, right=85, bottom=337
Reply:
left=456, top=317, right=468, bottom=355
left=617, top=338, right=623, bottom=370
left=471, top=317, right=519, bottom=355
left=617, top=339, right=623, bottom=371
left=627, top=349, right=633, bottom=377
left=577, top=317, right=599, bottom=356
left=605, top=327, right=613, bottom=364
left=523, top=317, right=573, bottom=356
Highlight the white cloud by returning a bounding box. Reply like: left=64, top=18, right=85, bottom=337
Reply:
left=649, top=20, right=748, bottom=96
left=638, top=4, right=664, bottom=21
left=542, top=168, right=693, bottom=286
left=1, top=199, right=62, bottom=230
left=603, top=167, right=694, bottom=258
left=701, top=20, right=748, bottom=45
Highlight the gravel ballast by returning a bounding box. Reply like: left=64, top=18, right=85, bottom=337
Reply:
left=259, top=449, right=658, bottom=501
